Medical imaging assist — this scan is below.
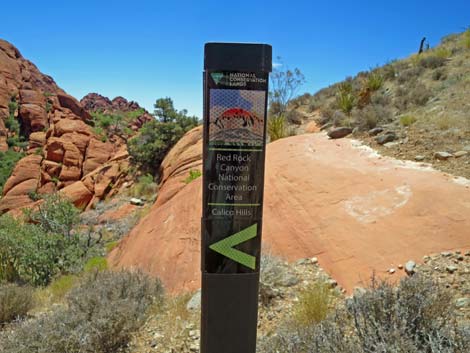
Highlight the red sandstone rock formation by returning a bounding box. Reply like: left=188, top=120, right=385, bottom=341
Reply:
left=109, top=130, right=470, bottom=294
left=0, top=39, right=137, bottom=213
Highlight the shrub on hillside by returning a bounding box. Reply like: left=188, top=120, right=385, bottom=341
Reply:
left=131, top=174, right=158, bottom=198
left=400, top=115, right=417, bottom=126
left=351, top=105, right=393, bottom=130
left=259, top=275, right=470, bottom=353
left=0, top=283, right=34, bottom=324
left=0, top=150, right=24, bottom=195
left=293, top=282, right=334, bottom=327
left=335, top=82, right=356, bottom=114
left=0, top=271, right=164, bottom=353
left=0, top=196, right=97, bottom=286
left=366, top=71, right=384, bottom=91
left=397, top=66, right=424, bottom=84
left=184, top=169, right=202, bottom=184
left=463, top=28, right=470, bottom=49
left=419, top=55, right=447, bottom=69
left=128, top=98, right=198, bottom=174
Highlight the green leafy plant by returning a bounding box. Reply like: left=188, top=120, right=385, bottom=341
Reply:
left=0, top=150, right=24, bottom=195
left=128, top=98, right=198, bottom=174
left=48, top=275, right=77, bottom=300
left=184, top=169, right=202, bottom=184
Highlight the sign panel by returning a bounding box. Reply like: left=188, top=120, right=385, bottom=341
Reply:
left=203, top=70, right=269, bottom=274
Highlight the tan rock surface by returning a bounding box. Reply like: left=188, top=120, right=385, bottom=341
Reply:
left=109, top=133, right=470, bottom=293
left=59, top=181, right=93, bottom=209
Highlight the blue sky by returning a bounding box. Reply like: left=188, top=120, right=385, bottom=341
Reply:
left=1, top=1, right=469, bottom=117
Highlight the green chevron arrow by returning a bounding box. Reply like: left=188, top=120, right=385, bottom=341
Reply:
left=209, top=223, right=257, bottom=270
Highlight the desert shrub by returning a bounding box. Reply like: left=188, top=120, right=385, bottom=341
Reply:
left=48, top=275, right=77, bottom=300
left=381, top=63, right=396, bottom=80
left=286, top=109, right=304, bottom=125
left=83, top=256, right=108, bottom=272
left=0, top=283, right=34, bottom=324
left=409, top=83, right=432, bottom=106
left=432, top=68, right=447, bottom=81
left=293, top=282, right=334, bottom=326
left=259, top=253, right=297, bottom=306
left=419, top=55, right=447, bottom=69
left=131, top=173, right=157, bottom=198
left=0, top=150, right=24, bottom=195
left=268, top=115, right=288, bottom=141
left=400, top=115, right=417, bottom=126
left=105, top=240, right=119, bottom=253
left=26, top=193, right=80, bottom=237
left=0, top=196, right=97, bottom=286
left=184, top=169, right=202, bottom=184
left=335, top=82, right=356, bottom=114
left=397, top=66, right=424, bottom=84
left=259, top=275, right=469, bottom=353
left=352, top=104, right=393, bottom=130
left=463, top=27, right=470, bottom=49
left=366, top=71, right=384, bottom=91
left=0, top=271, right=164, bottom=353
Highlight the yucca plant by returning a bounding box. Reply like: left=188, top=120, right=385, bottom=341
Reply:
left=268, top=115, right=287, bottom=142
left=464, top=27, right=470, bottom=49
left=336, top=82, right=356, bottom=115
left=366, top=71, right=384, bottom=91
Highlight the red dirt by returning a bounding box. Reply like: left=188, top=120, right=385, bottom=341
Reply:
left=109, top=133, right=470, bottom=293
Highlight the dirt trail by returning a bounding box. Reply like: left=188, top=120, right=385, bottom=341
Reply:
left=109, top=132, right=470, bottom=293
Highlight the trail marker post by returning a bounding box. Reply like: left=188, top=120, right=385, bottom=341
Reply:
left=201, top=43, right=272, bottom=353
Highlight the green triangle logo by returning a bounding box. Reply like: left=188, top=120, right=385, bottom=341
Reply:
left=209, top=224, right=257, bottom=270
left=211, top=72, right=224, bottom=85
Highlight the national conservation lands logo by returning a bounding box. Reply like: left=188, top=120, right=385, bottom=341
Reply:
left=209, top=89, right=266, bottom=147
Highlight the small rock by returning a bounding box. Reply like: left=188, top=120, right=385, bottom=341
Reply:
left=328, top=127, right=353, bottom=139
left=455, top=298, right=470, bottom=308
left=310, top=257, right=318, bottom=265
left=446, top=265, right=458, bottom=274
left=388, top=268, right=396, bottom=274
left=189, top=329, right=200, bottom=339
left=434, top=151, right=453, bottom=160
left=375, top=132, right=397, bottom=145
left=383, top=141, right=400, bottom=148
left=415, top=155, right=425, bottom=161
left=280, top=274, right=299, bottom=287
left=398, top=264, right=403, bottom=269
left=130, top=197, right=145, bottom=206
left=441, top=251, right=452, bottom=257
left=327, top=279, right=338, bottom=288
left=368, top=127, right=383, bottom=136
left=186, top=289, right=201, bottom=311
left=405, top=260, right=416, bottom=275
left=454, top=151, right=468, bottom=158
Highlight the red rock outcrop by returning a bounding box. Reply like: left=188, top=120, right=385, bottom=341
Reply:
left=0, top=39, right=136, bottom=213
left=109, top=131, right=470, bottom=294
left=80, top=93, right=142, bottom=113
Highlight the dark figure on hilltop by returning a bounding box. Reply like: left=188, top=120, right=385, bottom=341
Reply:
left=418, top=37, right=427, bottom=54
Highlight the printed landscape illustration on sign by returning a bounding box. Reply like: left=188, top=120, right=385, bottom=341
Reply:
left=209, top=89, right=265, bottom=147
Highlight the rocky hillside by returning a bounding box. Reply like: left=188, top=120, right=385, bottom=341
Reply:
left=290, top=31, right=470, bottom=178
left=0, top=40, right=148, bottom=214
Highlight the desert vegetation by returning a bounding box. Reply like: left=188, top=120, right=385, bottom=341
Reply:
left=128, top=97, right=198, bottom=175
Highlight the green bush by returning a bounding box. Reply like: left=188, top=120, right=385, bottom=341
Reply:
left=0, top=271, right=164, bottom=353
left=259, top=275, right=470, bottom=353
left=400, top=115, right=417, bottom=126
left=83, top=256, right=108, bottom=272
left=128, top=98, right=198, bottom=174
left=0, top=283, right=34, bottom=324
left=184, top=169, right=202, bottom=184
left=0, top=150, right=24, bottom=195
left=0, top=196, right=96, bottom=286
left=267, top=115, right=288, bottom=141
